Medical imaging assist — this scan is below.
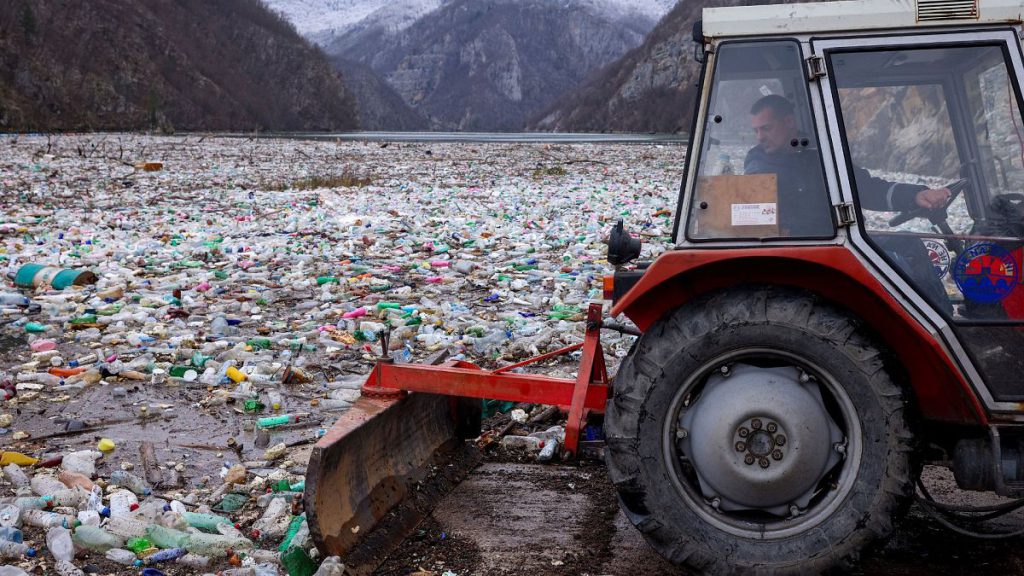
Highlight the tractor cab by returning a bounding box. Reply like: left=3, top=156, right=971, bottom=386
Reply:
left=664, top=0, right=1024, bottom=406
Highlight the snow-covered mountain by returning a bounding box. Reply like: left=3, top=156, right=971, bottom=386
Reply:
left=264, top=0, right=680, bottom=131
left=266, top=0, right=677, bottom=42
left=265, top=0, right=441, bottom=40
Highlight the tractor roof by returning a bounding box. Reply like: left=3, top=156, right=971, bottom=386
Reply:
left=702, top=0, right=1024, bottom=39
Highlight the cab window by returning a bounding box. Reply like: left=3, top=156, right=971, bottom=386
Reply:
left=829, top=43, right=1024, bottom=401
left=687, top=41, right=834, bottom=240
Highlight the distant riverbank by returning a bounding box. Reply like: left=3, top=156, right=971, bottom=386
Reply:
left=253, top=131, right=688, bottom=144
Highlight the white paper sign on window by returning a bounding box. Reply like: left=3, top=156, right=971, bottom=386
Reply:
left=731, top=203, right=777, bottom=226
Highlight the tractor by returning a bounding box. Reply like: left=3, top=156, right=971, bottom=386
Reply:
left=305, top=0, right=1024, bottom=573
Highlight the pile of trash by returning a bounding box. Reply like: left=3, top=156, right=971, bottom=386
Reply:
left=0, top=133, right=682, bottom=573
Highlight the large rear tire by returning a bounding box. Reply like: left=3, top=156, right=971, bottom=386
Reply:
left=605, top=286, right=914, bottom=575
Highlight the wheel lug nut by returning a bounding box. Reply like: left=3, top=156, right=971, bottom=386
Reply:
left=744, top=454, right=755, bottom=465
left=751, top=419, right=762, bottom=430
left=759, top=458, right=770, bottom=469
left=738, top=428, right=749, bottom=438
left=719, top=366, right=730, bottom=377
left=735, top=441, right=746, bottom=452
left=766, top=422, right=777, bottom=433
left=776, top=435, right=786, bottom=446
left=772, top=449, right=783, bottom=460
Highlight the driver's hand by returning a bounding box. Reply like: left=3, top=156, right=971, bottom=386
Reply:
left=915, top=187, right=951, bottom=210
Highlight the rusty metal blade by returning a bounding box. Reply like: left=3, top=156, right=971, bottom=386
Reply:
left=304, top=392, right=477, bottom=574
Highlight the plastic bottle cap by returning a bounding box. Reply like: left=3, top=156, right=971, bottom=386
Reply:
left=97, top=438, right=116, bottom=452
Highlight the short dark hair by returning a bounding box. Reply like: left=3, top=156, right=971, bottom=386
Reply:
left=750, top=95, right=794, bottom=118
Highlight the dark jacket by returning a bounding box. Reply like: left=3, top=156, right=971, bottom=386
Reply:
left=744, top=144, right=926, bottom=235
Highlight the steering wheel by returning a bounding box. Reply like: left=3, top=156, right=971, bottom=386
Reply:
left=888, top=178, right=967, bottom=228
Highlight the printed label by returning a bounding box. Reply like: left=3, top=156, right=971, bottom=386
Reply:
left=731, top=203, right=777, bottom=226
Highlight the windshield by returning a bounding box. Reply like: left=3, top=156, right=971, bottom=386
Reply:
left=687, top=41, right=834, bottom=240
left=829, top=41, right=1024, bottom=401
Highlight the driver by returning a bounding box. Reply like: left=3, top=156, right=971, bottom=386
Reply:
left=745, top=95, right=951, bottom=235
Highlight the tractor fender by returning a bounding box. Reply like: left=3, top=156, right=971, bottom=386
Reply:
left=610, top=246, right=986, bottom=425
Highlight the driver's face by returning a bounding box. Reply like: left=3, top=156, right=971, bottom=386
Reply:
left=751, top=108, right=797, bottom=154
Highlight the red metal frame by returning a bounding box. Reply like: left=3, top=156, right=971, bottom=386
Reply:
left=611, top=247, right=987, bottom=425
left=361, top=302, right=609, bottom=457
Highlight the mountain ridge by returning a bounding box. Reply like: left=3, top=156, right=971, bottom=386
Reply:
left=0, top=0, right=358, bottom=132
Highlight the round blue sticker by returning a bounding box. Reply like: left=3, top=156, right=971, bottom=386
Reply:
left=953, top=243, right=1018, bottom=303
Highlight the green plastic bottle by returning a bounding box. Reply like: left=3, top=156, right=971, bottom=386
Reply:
left=182, top=511, right=232, bottom=532
left=168, top=365, right=191, bottom=378
left=278, top=515, right=305, bottom=552
left=246, top=338, right=272, bottom=350
left=281, top=545, right=317, bottom=576
left=24, top=322, right=48, bottom=333
left=126, top=537, right=153, bottom=553
left=145, top=525, right=189, bottom=549
left=257, top=414, right=299, bottom=428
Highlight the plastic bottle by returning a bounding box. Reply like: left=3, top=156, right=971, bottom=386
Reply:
left=0, top=293, right=30, bottom=307
left=0, top=526, right=23, bottom=543
left=61, top=450, right=102, bottom=477
left=538, top=438, right=561, bottom=462
left=313, top=557, right=346, bottom=576
left=8, top=496, right=49, bottom=511
left=54, top=560, right=85, bottom=576
left=1, top=451, right=39, bottom=467
left=256, top=413, right=302, bottom=428
left=175, top=552, right=211, bottom=568
left=253, top=497, right=290, bottom=538
left=143, top=547, right=187, bottom=564
left=46, top=526, right=75, bottom=561
left=280, top=546, right=317, bottom=576
left=0, top=566, right=30, bottom=576
left=58, top=470, right=95, bottom=491
left=108, top=489, right=139, bottom=517
left=144, top=524, right=190, bottom=549
left=103, top=517, right=146, bottom=541
left=72, top=524, right=124, bottom=552
left=211, top=316, right=230, bottom=338
left=184, top=531, right=251, bottom=557
left=0, top=539, right=32, bottom=558
left=0, top=504, right=21, bottom=528
left=32, top=473, right=71, bottom=496
left=718, top=153, right=734, bottom=175
left=267, top=389, right=282, bottom=411
left=21, top=509, right=75, bottom=529
left=77, top=509, right=101, bottom=527
left=110, top=470, right=151, bottom=496
left=3, top=463, right=30, bottom=488
left=105, top=547, right=138, bottom=565
left=182, top=511, right=232, bottom=532
left=126, top=536, right=155, bottom=553
left=277, top=515, right=304, bottom=552
left=47, top=487, right=88, bottom=508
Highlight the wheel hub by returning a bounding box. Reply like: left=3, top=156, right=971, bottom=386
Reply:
left=735, top=418, right=786, bottom=468
left=677, top=363, right=844, bottom=516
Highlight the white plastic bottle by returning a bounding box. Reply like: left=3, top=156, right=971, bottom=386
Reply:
left=108, top=489, right=138, bottom=518
left=105, top=548, right=138, bottom=565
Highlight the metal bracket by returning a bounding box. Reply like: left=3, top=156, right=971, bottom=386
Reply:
left=834, top=202, right=856, bottom=227
left=806, top=55, right=826, bottom=81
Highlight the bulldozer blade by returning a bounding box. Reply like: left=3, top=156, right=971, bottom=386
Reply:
left=305, top=392, right=479, bottom=573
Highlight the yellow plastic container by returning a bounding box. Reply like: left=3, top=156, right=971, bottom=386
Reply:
left=225, top=366, right=247, bottom=383
left=0, top=451, right=39, bottom=466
